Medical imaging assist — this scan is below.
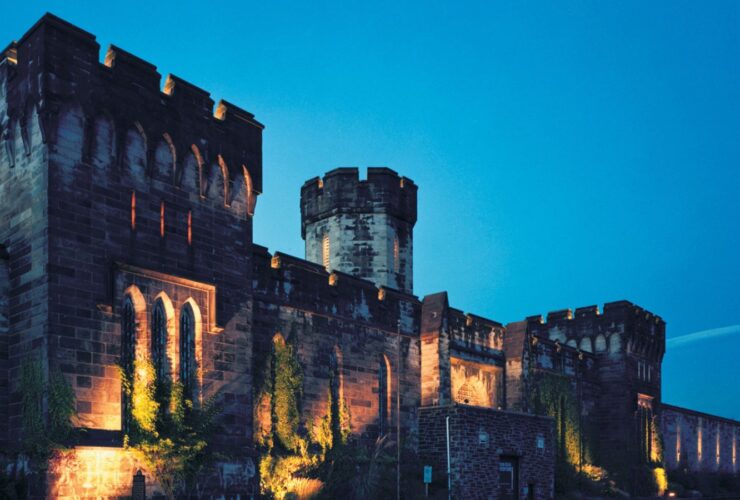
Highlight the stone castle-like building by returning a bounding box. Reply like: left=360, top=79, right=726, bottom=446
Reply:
left=0, top=14, right=737, bottom=499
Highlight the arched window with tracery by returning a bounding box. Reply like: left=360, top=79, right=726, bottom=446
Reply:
left=180, top=303, right=196, bottom=395
left=152, top=299, right=167, bottom=382
left=121, top=296, right=136, bottom=432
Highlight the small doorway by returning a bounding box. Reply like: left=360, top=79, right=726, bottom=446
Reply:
left=499, top=457, right=519, bottom=500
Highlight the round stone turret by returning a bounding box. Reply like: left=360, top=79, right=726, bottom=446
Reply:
left=300, top=167, right=417, bottom=294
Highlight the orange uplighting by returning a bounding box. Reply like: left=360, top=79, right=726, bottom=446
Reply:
left=131, top=191, right=136, bottom=230
left=160, top=201, right=165, bottom=238
left=187, top=210, right=192, bottom=245
left=49, top=447, right=146, bottom=498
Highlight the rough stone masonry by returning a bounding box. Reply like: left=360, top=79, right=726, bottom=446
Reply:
left=0, top=13, right=737, bottom=499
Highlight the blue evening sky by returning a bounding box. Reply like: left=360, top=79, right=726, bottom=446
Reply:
left=3, top=1, right=738, bottom=419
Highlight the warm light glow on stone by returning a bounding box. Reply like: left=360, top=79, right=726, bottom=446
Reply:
left=187, top=210, right=192, bottom=245
left=716, top=429, right=721, bottom=466
left=698, top=420, right=703, bottom=463
left=49, top=447, right=151, bottom=499
left=676, top=424, right=681, bottom=464
left=131, top=191, right=136, bottom=230
left=160, top=201, right=165, bottom=237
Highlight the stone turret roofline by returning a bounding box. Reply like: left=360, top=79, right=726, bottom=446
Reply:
left=300, top=167, right=417, bottom=237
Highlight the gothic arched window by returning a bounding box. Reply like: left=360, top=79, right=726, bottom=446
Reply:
left=152, top=299, right=167, bottom=381
left=180, top=303, right=196, bottom=395
left=121, top=296, right=136, bottom=432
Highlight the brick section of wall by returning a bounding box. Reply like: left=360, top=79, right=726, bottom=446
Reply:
left=419, top=405, right=555, bottom=500
left=661, top=404, right=739, bottom=474
left=301, top=167, right=417, bottom=294
left=252, top=246, right=421, bottom=442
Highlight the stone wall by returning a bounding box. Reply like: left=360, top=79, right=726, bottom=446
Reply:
left=523, top=301, right=665, bottom=471
left=0, top=246, right=8, bottom=449
left=0, top=41, right=51, bottom=448
left=418, top=405, right=555, bottom=500
left=301, top=167, right=417, bottom=294
left=252, top=245, right=421, bottom=442
left=1, top=14, right=262, bottom=497
left=661, top=404, right=739, bottom=474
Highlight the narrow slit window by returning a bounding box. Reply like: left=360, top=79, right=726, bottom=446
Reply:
left=187, top=210, right=192, bottom=245
left=160, top=201, right=165, bottom=237
left=322, top=233, right=330, bottom=270
left=393, top=235, right=400, bottom=273
left=131, top=191, right=136, bottom=231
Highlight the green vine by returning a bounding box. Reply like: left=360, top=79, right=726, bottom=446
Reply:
left=120, top=358, right=221, bottom=500
left=256, top=336, right=352, bottom=499
left=20, top=358, right=77, bottom=461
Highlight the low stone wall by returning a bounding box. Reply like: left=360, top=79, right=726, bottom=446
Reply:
left=419, top=405, right=555, bottom=500
left=661, top=404, right=739, bottom=474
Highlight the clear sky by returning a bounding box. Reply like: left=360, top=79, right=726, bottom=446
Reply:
left=3, top=1, right=738, bottom=419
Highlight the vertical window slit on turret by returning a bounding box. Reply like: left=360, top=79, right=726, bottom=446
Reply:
left=131, top=191, right=136, bottom=231
left=393, top=235, right=400, bottom=273
left=160, top=201, right=165, bottom=238
left=187, top=210, right=192, bottom=245
left=322, top=233, right=330, bottom=270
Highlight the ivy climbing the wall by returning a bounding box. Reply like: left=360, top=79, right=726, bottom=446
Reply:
left=528, top=372, right=594, bottom=492
left=256, top=335, right=352, bottom=499
left=21, top=358, right=77, bottom=461
left=120, top=358, right=221, bottom=500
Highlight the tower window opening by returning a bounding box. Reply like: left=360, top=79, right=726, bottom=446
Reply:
left=187, top=210, right=192, bottom=245
left=160, top=201, right=165, bottom=238
left=131, top=191, right=136, bottom=231
left=393, top=235, right=400, bottom=273
left=322, top=233, right=330, bottom=270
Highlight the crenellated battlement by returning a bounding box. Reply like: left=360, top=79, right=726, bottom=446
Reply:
left=0, top=13, right=263, bottom=214
left=300, top=167, right=417, bottom=237
left=525, top=300, right=665, bottom=360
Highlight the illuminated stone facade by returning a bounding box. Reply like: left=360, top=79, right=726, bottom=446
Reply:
left=0, top=13, right=737, bottom=500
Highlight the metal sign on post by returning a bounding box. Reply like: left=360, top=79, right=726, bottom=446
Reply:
left=423, top=465, right=432, bottom=497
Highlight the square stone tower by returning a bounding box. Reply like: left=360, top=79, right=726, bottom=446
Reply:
left=0, top=14, right=262, bottom=497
